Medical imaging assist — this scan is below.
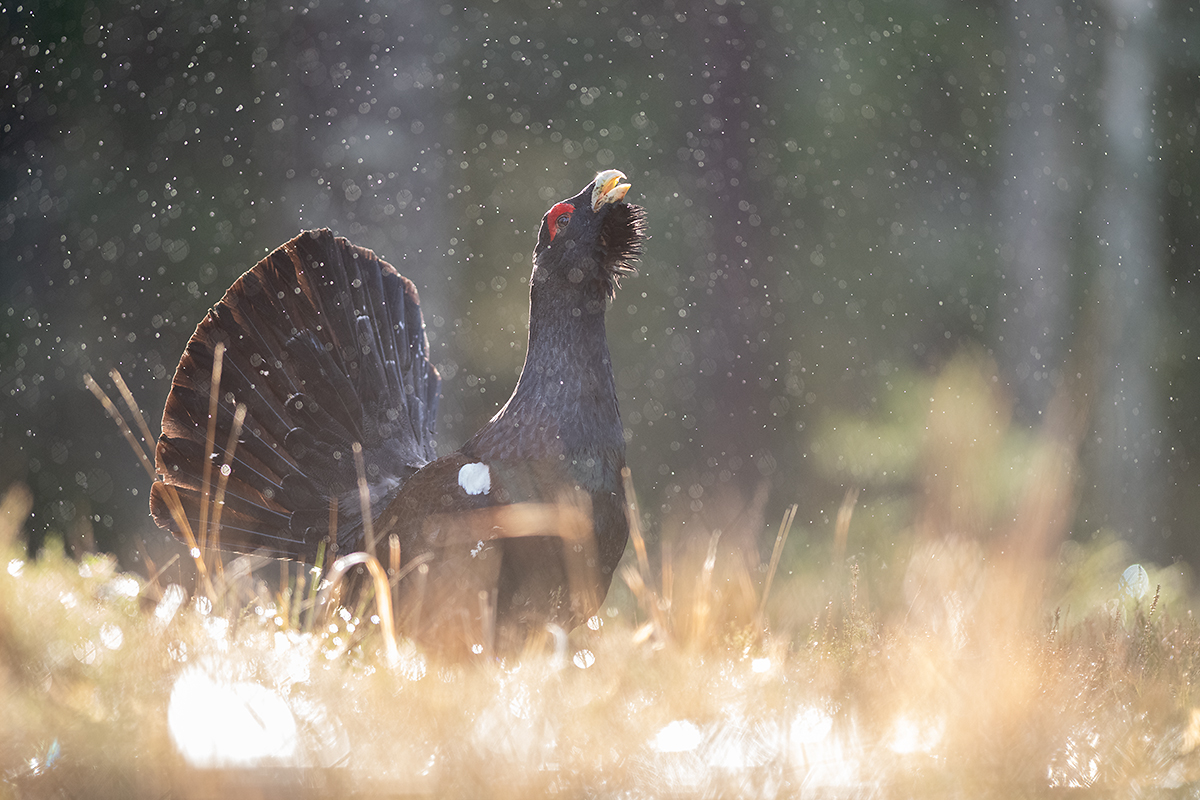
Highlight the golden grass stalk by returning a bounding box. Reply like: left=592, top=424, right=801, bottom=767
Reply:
left=84, top=370, right=217, bottom=601
left=208, top=402, right=246, bottom=582
left=832, top=487, right=859, bottom=571
left=316, top=550, right=399, bottom=664
left=302, top=539, right=327, bottom=634
left=689, top=528, right=723, bottom=646
left=149, top=482, right=217, bottom=601
left=352, top=442, right=376, bottom=559
left=197, top=341, right=225, bottom=555
left=620, top=466, right=667, bottom=636
left=0, top=483, right=33, bottom=551
left=83, top=373, right=156, bottom=481
left=141, top=551, right=179, bottom=599
left=755, top=502, right=798, bottom=633
left=388, top=533, right=401, bottom=579
left=108, top=367, right=157, bottom=458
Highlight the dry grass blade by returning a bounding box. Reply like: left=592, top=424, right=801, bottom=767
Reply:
left=327, top=496, right=338, bottom=556
left=661, top=537, right=674, bottom=621
left=288, top=563, right=306, bottom=630
left=620, top=563, right=656, bottom=636
left=83, top=373, right=157, bottom=481
left=316, top=550, right=399, bottom=665
left=409, top=561, right=428, bottom=636
left=389, top=534, right=401, bottom=579
left=151, top=481, right=217, bottom=602
left=141, top=552, right=180, bottom=599
left=278, top=559, right=291, bottom=625
left=0, top=483, right=34, bottom=551
left=690, top=528, right=723, bottom=646
left=620, top=467, right=666, bottom=635
left=621, top=467, right=653, bottom=582
left=619, top=563, right=645, bottom=603
left=388, top=533, right=401, bottom=607
left=85, top=370, right=215, bottom=599
left=833, top=487, right=860, bottom=571
left=388, top=550, right=433, bottom=588
left=384, top=544, right=435, bottom=639
left=756, top=503, right=798, bottom=632
left=108, top=368, right=157, bottom=458
left=208, top=402, right=247, bottom=572
left=302, top=539, right=327, bottom=633
left=352, top=442, right=376, bottom=559
left=479, top=589, right=495, bottom=659
left=197, top=342, right=226, bottom=555
left=552, top=494, right=600, bottom=617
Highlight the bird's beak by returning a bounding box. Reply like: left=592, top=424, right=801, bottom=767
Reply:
left=592, top=170, right=632, bottom=211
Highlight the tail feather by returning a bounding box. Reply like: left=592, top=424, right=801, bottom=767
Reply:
left=157, top=489, right=305, bottom=553
left=151, top=228, right=440, bottom=560
left=279, top=333, right=362, bottom=446
left=154, top=434, right=291, bottom=523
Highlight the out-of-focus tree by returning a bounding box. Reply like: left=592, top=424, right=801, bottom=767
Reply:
left=1083, top=0, right=1170, bottom=557
left=992, top=0, right=1084, bottom=423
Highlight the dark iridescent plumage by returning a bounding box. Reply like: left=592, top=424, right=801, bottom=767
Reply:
left=152, top=172, right=645, bottom=654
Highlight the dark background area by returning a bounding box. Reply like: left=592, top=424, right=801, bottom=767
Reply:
left=2, top=0, right=1198, bottom=579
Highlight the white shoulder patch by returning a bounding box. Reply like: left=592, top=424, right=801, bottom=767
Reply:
left=457, top=462, right=491, bottom=496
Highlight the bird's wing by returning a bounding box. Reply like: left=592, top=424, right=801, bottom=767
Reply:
left=151, top=228, right=440, bottom=560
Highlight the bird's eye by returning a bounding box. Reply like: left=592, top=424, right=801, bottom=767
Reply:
left=546, top=202, right=575, bottom=241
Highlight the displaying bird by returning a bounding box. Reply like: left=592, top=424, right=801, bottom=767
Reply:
left=150, top=170, right=645, bottom=655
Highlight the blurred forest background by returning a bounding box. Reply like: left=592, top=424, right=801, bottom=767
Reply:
left=2, top=0, right=1199, bottom=590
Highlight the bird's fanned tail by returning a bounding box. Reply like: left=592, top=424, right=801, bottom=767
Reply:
left=150, top=228, right=440, bottom=559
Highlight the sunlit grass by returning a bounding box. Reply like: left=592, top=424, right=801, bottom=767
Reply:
left=4, top=477, right=1200, bottom=798
left=7, top=352, right=1200, bottom=796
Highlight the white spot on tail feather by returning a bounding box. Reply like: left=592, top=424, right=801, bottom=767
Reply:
left=458, top=462, right=491, bottom=495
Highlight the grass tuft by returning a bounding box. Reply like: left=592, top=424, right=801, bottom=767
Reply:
left=10, top=356, right=1195, bottom=796
left=4, top=475, right=1200, bottom=797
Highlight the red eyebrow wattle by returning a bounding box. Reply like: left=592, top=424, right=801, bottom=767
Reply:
left=546, top=202, right=574, bottom=240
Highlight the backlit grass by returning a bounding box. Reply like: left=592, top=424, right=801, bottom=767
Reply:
left=3, top=477, right=1200, bottom=798
left=5, top=353, right=1199, bottom=797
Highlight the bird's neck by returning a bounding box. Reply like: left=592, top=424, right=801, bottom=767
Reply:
left=519, top=294, right=614, bottom=394
left=464, top=291, right=622, bottom=461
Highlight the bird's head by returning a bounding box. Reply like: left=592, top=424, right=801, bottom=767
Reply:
left=532, top=170, right=646, bottom=301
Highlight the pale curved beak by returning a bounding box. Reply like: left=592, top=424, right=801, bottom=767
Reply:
left=592, top=169, right=632, bottom=211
